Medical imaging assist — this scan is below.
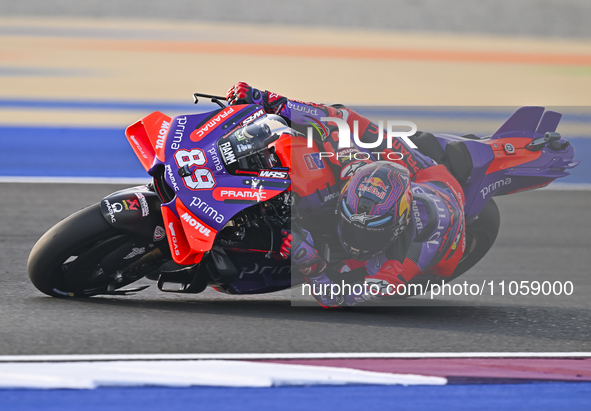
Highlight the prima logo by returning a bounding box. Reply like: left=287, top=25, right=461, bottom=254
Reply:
left=306, top=117, right=417, bottom=150
left=426, top=197, right=447, bottom=249
left=190, top=196, right=225, bottom=223
left=238, top=263, right=290, bottom=278
left=170, top=116, right=187, bottom=150
left=208, top=146, right=223, bottom=172
left=288, top=101, right=319, bottom=116
left=480, top=178, right=511, bottom=199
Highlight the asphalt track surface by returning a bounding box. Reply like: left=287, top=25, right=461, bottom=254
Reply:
left=0, top=183, right=589, bottom=355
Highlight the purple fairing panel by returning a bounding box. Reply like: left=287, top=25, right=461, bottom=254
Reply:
left=148, top=105, right=291, bottom=232
left=215, top=251, right=296, bottom=294
left=429, top=134, right=494, bottom=219
left=536, top=111, right=562, bottom=134
left=430, top=107, right=578, bottom=220
left=490, top=106, right=545, bottom=139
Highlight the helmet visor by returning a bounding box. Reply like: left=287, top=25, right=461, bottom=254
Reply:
left=338, top=214, right=397, bottom=260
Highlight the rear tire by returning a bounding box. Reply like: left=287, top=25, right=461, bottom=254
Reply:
left=28, top=204, right=124, bottom=298
left=449, top=198, right=501, bottom=280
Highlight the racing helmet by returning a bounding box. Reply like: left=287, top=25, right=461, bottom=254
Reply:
left=337, top=161, right=413, bottom=261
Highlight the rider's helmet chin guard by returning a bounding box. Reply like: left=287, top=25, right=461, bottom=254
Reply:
left=337, top=161, right=413, bottom=262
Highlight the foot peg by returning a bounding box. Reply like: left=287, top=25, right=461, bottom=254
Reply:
left=157, top=263, right=208, bottom=294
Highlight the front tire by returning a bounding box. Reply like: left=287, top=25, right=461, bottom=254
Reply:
left=28, top=204, right=125, bottom=298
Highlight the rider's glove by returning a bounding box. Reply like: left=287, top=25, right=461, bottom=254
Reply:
left=290, top=228, right=323, bottom=267
left=279, top=229, right=292, bottom=259
left=226, top=82, right=263, bottom=105
left=281, top=226, right=327, bottom=278
left=306, top=270, right=338, bottom=308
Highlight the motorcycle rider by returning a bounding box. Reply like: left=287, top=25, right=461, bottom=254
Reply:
left=226, top=82, right=465, bottom=307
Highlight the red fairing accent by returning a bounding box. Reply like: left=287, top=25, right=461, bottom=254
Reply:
left=414, top=165, right=465, bottom=211
left=190, top=105, right=240, bottom=142
left=161, top=205, right=202, bottom=265
left=175, top=199, right=217, bottom=253
left=484, top=137, right=542, bottom=175
left=414, top=165, right=466, bottom=277
left=125, top=111, right=171, bottom=171
left=213, top=187, right=284, bottom=202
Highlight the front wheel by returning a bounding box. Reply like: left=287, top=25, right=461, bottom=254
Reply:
left=28, top=204, right=152, bottom=298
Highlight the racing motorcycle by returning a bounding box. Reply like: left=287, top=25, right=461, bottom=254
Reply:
left=27, top=94, right=579, bottom=298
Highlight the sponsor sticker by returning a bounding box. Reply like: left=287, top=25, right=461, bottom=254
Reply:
left=180, top=212, right=212, bottom=238
left=190, top=106, right=236, bottom=142
left=258, top=170, right=289, bottom=179
left=240, top=109, right=265, bottom=127
left=122, top=198, right=140, bottom=211
left=124, top=247, right=146, bottom=260
left=153, top=225, right=166, bottom=242
left=155, top=120, right=171, bottom=150
left=219, top=141, right=237, bottom=165
left=135, top=192, right=150, bottom=217
left=303, top=153, right=325, bottom=171
left=358, top=176, right=389, bottom=200
left=213, top=187, right=283, bottom=202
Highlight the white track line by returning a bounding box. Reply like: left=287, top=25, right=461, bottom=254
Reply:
left=1, top=176, right=590, bottom=190
left=0, top=360, right=446, bottom=389
left=0, top=352, right=588, bottom=363
left=540, top=183, right=591, bottom=191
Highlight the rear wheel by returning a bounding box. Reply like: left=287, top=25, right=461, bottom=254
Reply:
left=28, top=204, right=141, bottom=298
left=449, top=198, right=500, bottom=280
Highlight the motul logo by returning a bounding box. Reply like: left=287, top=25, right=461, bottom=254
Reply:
left=191, top=106, right=235, bottom=142
left=258, top=170, right=288, bottom=179
left=155, top=120, right=170, bottom=149
left=180, top=213, right=211, bottom=237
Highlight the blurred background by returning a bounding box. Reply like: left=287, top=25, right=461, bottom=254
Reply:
left=0, top=0, right=590, bottom=180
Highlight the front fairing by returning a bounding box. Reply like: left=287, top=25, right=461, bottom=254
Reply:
left=150, top=105, right=291, bottom=264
